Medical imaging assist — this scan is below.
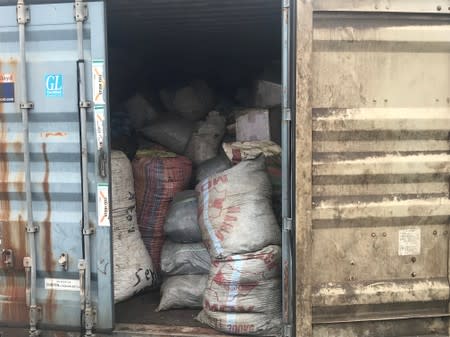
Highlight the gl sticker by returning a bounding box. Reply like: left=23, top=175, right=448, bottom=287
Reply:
left=45, top=74, right=64, bottom=97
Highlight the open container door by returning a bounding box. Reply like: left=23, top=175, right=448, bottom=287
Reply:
left=0, top=0, right=113, bottom=335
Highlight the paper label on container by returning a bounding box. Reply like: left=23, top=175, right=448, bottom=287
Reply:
left=92, top=60, right=106, bottom=105
left=95, top=106, right=105, bottom=150
left=45, top=278, right=80, bottom=291
left=97, top=183, right=110, bottom=227
left=0, top=73, right=15, bottom=103
left=398, top=228, right=421, bottom=256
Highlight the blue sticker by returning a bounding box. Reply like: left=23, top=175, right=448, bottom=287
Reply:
left=45, top=74, right=63, bottom=97
left=0, top=73, right=15, bottom=103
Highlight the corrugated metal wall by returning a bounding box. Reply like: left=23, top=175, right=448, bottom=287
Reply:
left=308, top=12, right=450, bottom=336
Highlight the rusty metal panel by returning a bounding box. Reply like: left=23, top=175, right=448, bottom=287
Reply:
left=303, top=9, right=450, bottom=333
left=0, top=1, right=112, bottom=331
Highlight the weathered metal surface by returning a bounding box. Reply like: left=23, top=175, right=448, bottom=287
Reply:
left=314, top=0, right=450, bottom=14
left=295, top=1, right=313, bottom=337
left=0, top=1, right=112, bottom=331
left=299, top=5, right=450, bottom=335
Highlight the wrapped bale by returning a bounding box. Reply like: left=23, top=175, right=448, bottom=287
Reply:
left=141, top=116, right=194, bottom=155
left=124, top=93, right=159, bottom=130
left=196, top=156, right=281, bottom=259
left=160, top=80, right=215, bottom=121
left=161, top=241, right=211, bottom=275
left=111, top=151, right=157, bottom=302
left=157, top=275, right=208, bottom=311
left=184, top=111, right=226, bottom=165
left=133, top=149, right=192, bottom=271
left=164, top=190, right=201, bottom=243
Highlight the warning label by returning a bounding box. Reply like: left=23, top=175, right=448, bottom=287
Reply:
left=92, top=60, right=106, bottom=105
left=0, top=73, right=15, bottom=103
left=398, top=228, right=421, bottom=256
left=95, top=106, right=105, bottom=150
left=97, top=184, right=110, bottom=227
left=45, top=278, right=80, bottom=291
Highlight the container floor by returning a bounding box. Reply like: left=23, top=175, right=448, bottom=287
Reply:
left=115, top=289, right=205, bottom=327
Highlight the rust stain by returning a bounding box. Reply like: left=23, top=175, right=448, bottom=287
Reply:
left=13, top=141, right=24, bottom=198
left=0, top=58, right=28, bottom=323
left=40, top=132, right=67, bottom=139
left=42, top=142, right=56, bottom=322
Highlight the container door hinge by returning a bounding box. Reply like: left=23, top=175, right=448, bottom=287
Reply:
left=79, top=100, right=92, bottom=109
left=283, top=324, right=293, bottom=337
left=78, top=259, right=86, bottom=309
left=83, top=305, right=97, bottom=336
left=2, top=249, right=14, bottom=268
left=98, top=149, right=107, bottom=178
left=29, top=305, right=42, bottom=336
left=74, top=0, right=88, bottom=22
left=16, top=3, right=30, bottom=24
left=283, top=217, right=293, bottom=231
left=283, top=0, right=291, bottom=9
left=26, top=224, right=39, bottom=233
left=283, top=107, right=292, bottom=122
left=20, top=102, right=34, bottom=110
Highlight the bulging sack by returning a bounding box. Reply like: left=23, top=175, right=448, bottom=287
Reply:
left=157, top=274, right=208, bottom=311
left=184, top=111, right=226, bottom=165
left=204, top=279, right=281, bottom=314
left=133, top=149, right=192, bottom=271
left=210, top=245, right=281, bottom=284
left=161, top=241, right=211, bottom=275
left=196, top=309, right=282, bottom=336
left=203, top=246, right=282, bottom=314
left=195, top=153, right=231, bottom=183
left=141, top=116, right=194, bottom=155
left=111, top=151, right=157, bottom=303
left=196, top=157, right=281, bottom=259
left=164, top=190, right=201, bottom=243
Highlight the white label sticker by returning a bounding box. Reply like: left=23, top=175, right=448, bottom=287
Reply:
left=97, top=184, right=110, bottom=227
left=398, top=228, right=421, bottom=256
left=92, top=60, right=106, bottom=105
left=95, top=106, right=105, bottom=150
left=45, top=278, right=80, bottom=291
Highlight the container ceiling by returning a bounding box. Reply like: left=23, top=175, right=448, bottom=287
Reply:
left=107, top=0, right=281, bottom=58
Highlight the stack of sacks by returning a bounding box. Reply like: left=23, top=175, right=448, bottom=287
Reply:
left=132, top=148, right=192, bottom=272
left=196, top=157, right=282, bottom=335
left=157, top=191, right=211, bottom=311
left=111, top=151, right=157, bottom=303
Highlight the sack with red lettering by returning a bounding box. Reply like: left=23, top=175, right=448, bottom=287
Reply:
left=111, top=151, right=157, bottom=303
left=203, top=246, right=282, bottom=314
left=133, top=148, right=192, bottom=271
left=196, top=156, right=280, bottom=259
left=196, top=310, right=282, bottom=336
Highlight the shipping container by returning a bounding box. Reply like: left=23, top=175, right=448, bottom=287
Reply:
left=0, top=0, right=449, bottom=337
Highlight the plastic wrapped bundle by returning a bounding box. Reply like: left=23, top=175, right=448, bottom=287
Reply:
left=161, top=241, right=211, bottom=275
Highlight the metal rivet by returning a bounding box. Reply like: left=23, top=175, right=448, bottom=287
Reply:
left=382, top=232, right=387, bottom=237
left=349, top=276, right=355, bottom=281
left=411, top=272, right=417, bottom=277
left=437, top=5, right=442, bottom=11
left=411, top=257, right=416, bottom=263
left=350, top=260, right=355, bottom=266
left=371, top=233, right=376, bottom=237
left=433, top=230, right=438, bottom=235
left=384, top=99, right=388, bottom=103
